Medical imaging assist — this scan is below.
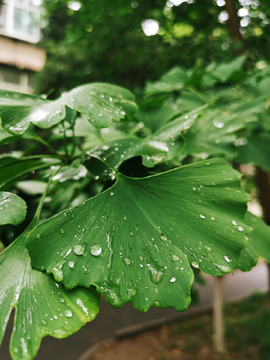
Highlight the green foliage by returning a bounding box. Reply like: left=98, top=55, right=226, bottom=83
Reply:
left=1, top=54, right=270, bottom=359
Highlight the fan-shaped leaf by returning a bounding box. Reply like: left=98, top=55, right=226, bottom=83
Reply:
left=0, top=84, right=138, bottom=135
left=0, top=192, right=27, bottom=225
left=27, top=159, right=249, bottom=312
left=0, top=227, right=100, bottom=360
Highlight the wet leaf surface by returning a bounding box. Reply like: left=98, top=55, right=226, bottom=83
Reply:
left=27, top=159, right=250, bottom=312
left=0, top=226, right=100, bottom=360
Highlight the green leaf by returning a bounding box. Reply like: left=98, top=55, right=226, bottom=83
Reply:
left=0, top=84, right=138, bottom=135
left=234, top=131, right=270, bottom=171
left=181, top=109, right=243, bottom=159
left=0, top=227, right=100, bottom=360
left=244, top=211, right=270, bottom=263
left=0, top=157, right=60, bottom=189
left=0, top=192, right=27, bottom=225
left=237, top=242, right=258, bottom=272
left=209, top=55, right=246, bottom=83
left=145, top=67, right=188, bottom=96
left=16, top=181, right=47, bottom=195
left=27, top=159, right=249, bottom=312
left=88, top=107, right=203, bottom=169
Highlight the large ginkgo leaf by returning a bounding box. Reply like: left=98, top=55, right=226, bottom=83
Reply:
left=0, top=226, right=100, bottom=360
left=0, top=191, right=27, bottom=225
left=0, top=83, right=138, bottom=135
left=27, top=159, right=249, bottom=312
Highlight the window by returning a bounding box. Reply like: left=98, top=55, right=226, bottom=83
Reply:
left=0, top=0, right=42, bottom=43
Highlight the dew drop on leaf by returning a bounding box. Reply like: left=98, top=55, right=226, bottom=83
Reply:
left=124, top=258, right=131, bottom=266
left=68, top=261, right=75, bottom=268
left=237, top=226, right=244, bottom=232
left=60, top=228, right=65, bottom=234
left=41, top=320, right=46, bottom=325
left=224, top=255, right=232, bottom=263
left=172, top=254, right=180, bottom=262
left=199, top=214, right=205, bottom=219
left=74, top=244, right=86, bottom=255
left=35, top=234, right=41, bottom=239
left=91, top=245, right=102, bottom=256
left=65, top=310, right=72, bottom=318
left=191, top=261, right=199, bottom=268
left=170, top=276, right=176, bottom=283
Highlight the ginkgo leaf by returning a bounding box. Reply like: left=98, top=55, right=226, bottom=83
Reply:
left=0, top=192, right=27, bottom=225
left=0, top=83, right=138, bottom=135
left=234, top=131, right=270, bottom=171
left=0, top=226, right=100, bottom=360
left=0, top=157, right=60, bottom=189
left=88, top=107, right=204, bottom=169
left=244, top=211, right=270, bottom=263
left=27, top=159, right=250, bottom=312
left=145, top=67, right=188, bottom=96
left=181, top=109, right=244, bottom=159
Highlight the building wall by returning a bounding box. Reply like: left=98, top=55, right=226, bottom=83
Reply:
left=0, top=0, right=46, bottom=94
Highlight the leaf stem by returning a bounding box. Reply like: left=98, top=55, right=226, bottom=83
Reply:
left=33, top=166, right=62, bottom=223
left=33, top=135, right=60, bottom=156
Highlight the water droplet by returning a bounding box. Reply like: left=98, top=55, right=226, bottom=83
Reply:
left=237, top=226, right=244, bottom=232
left=200, top=214, right=205, bottom=219
left=41, top=320, right=46, bottom=325
left=68, top=261, right=75, bottom=268
left=160, top=235, right=167, bottom=241
left=123, top=215, right=127, bottom=220
left=110, top=192, right=114, bottom=196
left=65, top=310, right=72, bottom=318
left=60, top=298, right=65, bottom=303
left=232, top=220, right=237, bottom=226
left=170, top=276, right=176, bottom=283
left=35, top=233, right=41, bottom=239
left=224, top=255, right=232, bottom=263
left=124, top=258, right=131, bottom=266
left=191, top=261, right=199, bottom=268
left=52, top=266, right=63, bottom=282
left=211, top=216, right=215, bottom=221
left=172, top=254, right=180, bottom=262
left=130, top=232, right=134, bottom=236
left=91, top=245, right=102, bottom=256
left=74, top=244, right=86, bottom=255
left=60, top=228, right=65, bottom=234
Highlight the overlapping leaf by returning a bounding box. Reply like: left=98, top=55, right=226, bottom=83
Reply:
left=181, top=109, right=244, bottom=159
left=0, top=192, right=27, bottom=225
left=0, top=226, right=100, bottom=360
left=244, top=211, right=270, bottom=263
left=0, top=83, right=138, bottom=135
left=88, top=106, right=204, bottom=169
left=145, top=67, right=188, bottom=96
left=234, top=131, right=270, bottom=171
left=27, top=159, right=250, bottom=312
left=0, top=157, right=60, bottom=189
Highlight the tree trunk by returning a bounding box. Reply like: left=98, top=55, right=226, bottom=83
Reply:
left=255, top=167, right=270, bottom=296
left=225, top=0, right=245, bottom=55
left=213, top=276, right=226, bottom=353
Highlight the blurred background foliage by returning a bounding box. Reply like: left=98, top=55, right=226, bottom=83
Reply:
left=35, top=0, right=270, bottom=97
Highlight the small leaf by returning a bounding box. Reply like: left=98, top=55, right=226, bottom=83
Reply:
left=182, top=109, right=244, bottom=159
left=0, top=228, right=100, bottom=360
left=0, top=84, right=138, bottom=135
left=234, top=131, right=270, bottom=171
left=145, top=66, right=188, bottom=96
left=0, top=157, right=60, bottom=189
left=244, top=211, right=270, bottom=263
left=27, top=159, right=249, bottom=312
left=0, top=192, right=27, bottom=225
